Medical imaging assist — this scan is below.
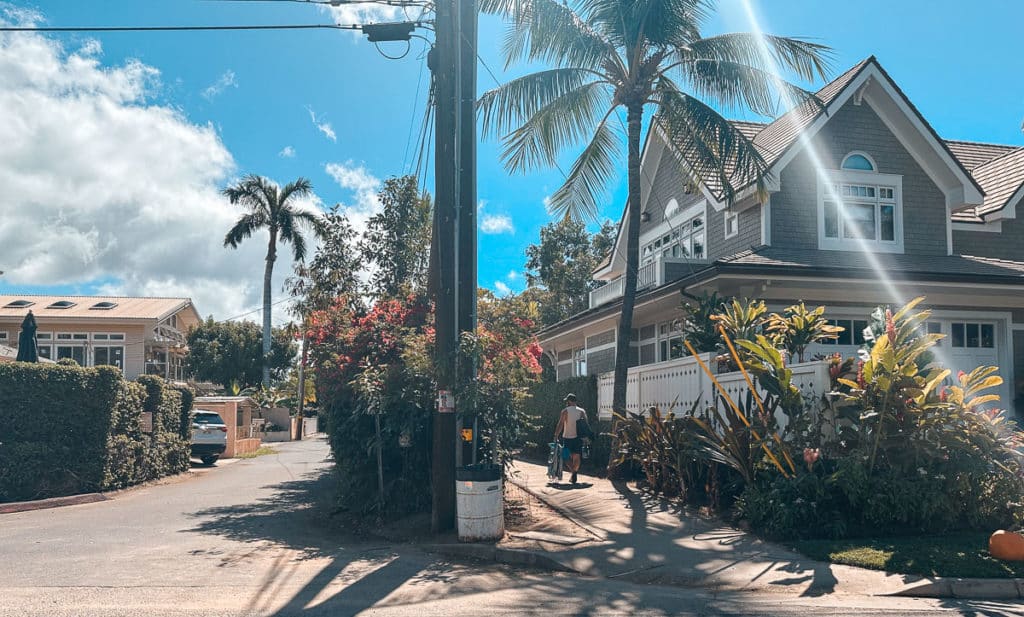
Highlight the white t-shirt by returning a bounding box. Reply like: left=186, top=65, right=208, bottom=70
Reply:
left=561, top=405, right=586, bottom=438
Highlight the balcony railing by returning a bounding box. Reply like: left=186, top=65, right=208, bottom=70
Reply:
left=588, top=255, right=693, bottom=308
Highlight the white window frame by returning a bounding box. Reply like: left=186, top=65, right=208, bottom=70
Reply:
left=841, top=151, right=878, bottom=172
left=93, top=344, right=126, bottom=371
left=817, top=168, right=904, bottom=253
left=641, top=201, right=708, bottom=265
left=724, top=210, right=739, bottom=239
left=91, top=332, right=126, bottom=342
left=0, top=331, right=7, bottom=341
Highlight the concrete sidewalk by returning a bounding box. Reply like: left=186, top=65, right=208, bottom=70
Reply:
left=505, top=460, right=1024, bottom=599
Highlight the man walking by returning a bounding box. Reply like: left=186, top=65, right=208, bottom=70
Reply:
left=553, top=393, right=589, bottom=485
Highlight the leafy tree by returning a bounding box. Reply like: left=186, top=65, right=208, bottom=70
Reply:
left=223, top=175, right=325, bottom=386
left=525, top=217, right=617, bottom=326
left=285, top=205, right=364, bottom=316
left=186, top=318, right=297, bottom=392
left=480, top=0, right=831, bottom=413
left=360, top=175, right=432, bottom=299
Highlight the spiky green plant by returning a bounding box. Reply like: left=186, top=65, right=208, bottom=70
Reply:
left=767, top=302, right=844, bottom=363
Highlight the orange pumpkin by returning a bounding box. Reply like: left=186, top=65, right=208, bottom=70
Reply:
left=989, top=530, right=1024, bottom=561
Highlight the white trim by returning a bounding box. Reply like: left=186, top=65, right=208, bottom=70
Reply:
left=585, top=341, right=616, bottom=354
left=946, top=203, right=954, bottom=255
left=761, top=196, right=772, bottom=245
left=817, top=169, right=904, bottom=253
left=724, top=210, right=739, bottom=239
left=0, top=331, right=7, bottom=341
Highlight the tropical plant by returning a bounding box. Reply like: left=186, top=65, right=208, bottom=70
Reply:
left=679, top=291, right=726, bottom=353
left=359, top=175, right=433, bottom=300
left=480, top=0, right=831, bottom=416
left=185, top=318, right=297, bottom=392
left=223, top=175, right=325, bottom=386
left=767, top=302, right=843, bottom=363
left=712, top=298, right=767, bottom=345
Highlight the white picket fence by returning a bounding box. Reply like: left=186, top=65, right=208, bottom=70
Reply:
left=597, top=353, right=832, bottom=430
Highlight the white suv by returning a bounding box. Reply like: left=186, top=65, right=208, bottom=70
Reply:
left=190, top=410, right=228, bottom=465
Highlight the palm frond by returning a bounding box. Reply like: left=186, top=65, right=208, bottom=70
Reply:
left=546, top=112, right=620, bottom=222
left=224, top=212, right=264, bottom=249
left=478, top=68, right=597, bottom=139
left=495, top=0, right=616, bottom=71
left=680, top=59, right=823, bottom=117
left=653, top=79, right=770, bottom=203
left=684, top=32, right=832, bottom=82
left=501, top=81, right=612, bottom=173
left=276, top=177, right=313, bottom=214
left=582, top=0, right=710, bottom=48
left=222, top=174, right=272, bottom=214
left=283, top=224, right=309, bottom=263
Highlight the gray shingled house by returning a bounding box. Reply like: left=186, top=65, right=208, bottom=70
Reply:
left=537, top=57, right=1024, bottom=419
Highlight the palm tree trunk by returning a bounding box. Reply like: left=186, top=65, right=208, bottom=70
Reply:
left=612, top=103, right=645, bottom=415
left=262, top=229, right=277, bottom=387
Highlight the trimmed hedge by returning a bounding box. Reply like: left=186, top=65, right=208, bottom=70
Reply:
left=0, top=364, right=192, bottom=502
left=519, top=375, right=612, bottom=475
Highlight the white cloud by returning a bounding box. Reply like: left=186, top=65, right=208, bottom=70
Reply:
left=0, top=16, right=320, bottom=320
left=494, top=281, right=511, bottom=296
left=481, top=213, right=514, bottom=234
left=507, top=270, right=519, bottom=281
left=201, top=69, right=237, bottom=100
left=319, top=3, right=403, bottom=27
left=278, top=145, right=296, bottom=158
left=306, top=105, right=337, bottom=142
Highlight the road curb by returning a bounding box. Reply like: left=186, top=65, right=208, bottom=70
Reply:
left=0, top=492, right=107, bottom=514
left=423, top=543, right=578, bottom=573
left=891, top=577, right=1023, bottom=599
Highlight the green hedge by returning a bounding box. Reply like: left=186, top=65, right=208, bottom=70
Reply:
left=519, top=375, right=612, bottom=475
left=0, top=364, right=192, bottom=502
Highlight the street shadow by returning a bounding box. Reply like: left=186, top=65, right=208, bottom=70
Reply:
left=547, top=482, right=595, bottom=490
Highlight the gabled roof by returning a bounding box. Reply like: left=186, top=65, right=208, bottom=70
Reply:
left=945, top=140, right=1019, bottom=171
left=0, top=295, right=196, bottom=322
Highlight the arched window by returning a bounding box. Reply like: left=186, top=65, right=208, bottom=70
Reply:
left=664, top=198, right=680, bottom=218
left=841, top=152, right=876, bottom=172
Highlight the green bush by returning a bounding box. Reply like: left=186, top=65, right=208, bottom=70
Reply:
left=0, top=364, right=191, bottom=502
left=519, top=376, right=611, bottom=474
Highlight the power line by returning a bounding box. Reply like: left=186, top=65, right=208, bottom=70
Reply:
left=0, top=24, right=368, bottom=33
left=203, top=0, right=425, bottom=6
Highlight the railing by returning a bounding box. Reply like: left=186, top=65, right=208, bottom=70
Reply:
left=589, top=277, right=626, bottom=308
left=597, top=354, right=831, bottom=431
left=588, top=255, right=694, bottom=308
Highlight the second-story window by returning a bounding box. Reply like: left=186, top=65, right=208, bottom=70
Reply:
left=818, top=152, right=903, bottom=253
left=641, top=208, right=706, bottom=264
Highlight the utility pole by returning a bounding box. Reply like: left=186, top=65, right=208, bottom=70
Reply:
left=429, top=0, right=459, bottom=533
left=456, top=0, right=479, bottom=465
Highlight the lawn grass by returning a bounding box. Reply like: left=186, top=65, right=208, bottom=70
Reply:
left=791, top=532, right=1024, bottom=579
left=235, top=446, right=278, bottom=459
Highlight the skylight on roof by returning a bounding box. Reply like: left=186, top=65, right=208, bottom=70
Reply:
left=46, top=300, right=77, bottom=309
left=89, top=301, right=119, bottom=310
left=3, top=300, right=34, bottom=309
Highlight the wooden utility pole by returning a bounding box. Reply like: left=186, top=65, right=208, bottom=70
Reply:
left=429, top=0, right=459, bottom=533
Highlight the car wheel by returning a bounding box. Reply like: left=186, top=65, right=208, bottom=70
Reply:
left=201, top=456, right=218, bottom=466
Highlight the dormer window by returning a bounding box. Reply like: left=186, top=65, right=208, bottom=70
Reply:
left=818, top=153, right=903, bottom=253
left=841, top=152, right=877, bottom=171
left=46, top=300, right=77, bottom=309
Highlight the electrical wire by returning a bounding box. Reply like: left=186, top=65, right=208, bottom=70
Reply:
left=402, top=46, right=429, bottom=173
left=202, top=0, right=426, bottom=6
left=0, top=24, right=366, bottom=33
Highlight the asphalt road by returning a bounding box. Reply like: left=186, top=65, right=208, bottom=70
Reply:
left=1, top=438, right=1019, bottom=616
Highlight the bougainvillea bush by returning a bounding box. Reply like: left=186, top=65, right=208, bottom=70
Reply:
left=308, top=291, right=541, bottom=515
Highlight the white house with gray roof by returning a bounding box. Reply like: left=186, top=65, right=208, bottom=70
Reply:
left=538, top=57, right=1024, bottom=417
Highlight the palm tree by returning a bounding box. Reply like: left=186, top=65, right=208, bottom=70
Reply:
left=479, top=0, right=831, bottom=414
left=223, top=175, right=325, bottom=386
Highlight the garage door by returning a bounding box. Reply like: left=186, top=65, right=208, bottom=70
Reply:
left=943, top=320, right=999, bottom=378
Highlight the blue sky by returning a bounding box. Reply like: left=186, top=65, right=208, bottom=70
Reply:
left=1, top=0, right=1022, bottom=320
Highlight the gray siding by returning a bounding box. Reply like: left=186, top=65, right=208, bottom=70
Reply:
left=586, top=348, right=615, bottom=376
left=953, top=215, right=1024, bottom=261
left=586, top=329, right=615, bottom=348
left=1015, top=330, right=1024, bottom=418
left=640, top=146, right=703, bottom=238
left=772, top=100, right=948, bottom=256
left=707, top=203, right=763, bottom=260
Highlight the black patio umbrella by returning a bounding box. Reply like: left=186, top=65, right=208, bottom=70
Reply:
left=15, top=310, right=38, bottom=363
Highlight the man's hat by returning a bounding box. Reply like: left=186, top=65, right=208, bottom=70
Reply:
left=564, top=393, right=577, bottom=402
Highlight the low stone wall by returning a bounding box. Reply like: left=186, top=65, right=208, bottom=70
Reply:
left=233, top=437, right=262, bottom=457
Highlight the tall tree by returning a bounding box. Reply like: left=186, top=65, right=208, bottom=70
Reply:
left=285, top=205, right=364, bottom=316
left=480, top=0, right=830, bottom=413
left=360, top=175, right=433, bottom=299
left=186, top=318, right=297, bottom=392
left=223, top=175, right=325, bottom=386
left=525, top=218, right=617, bottom=326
